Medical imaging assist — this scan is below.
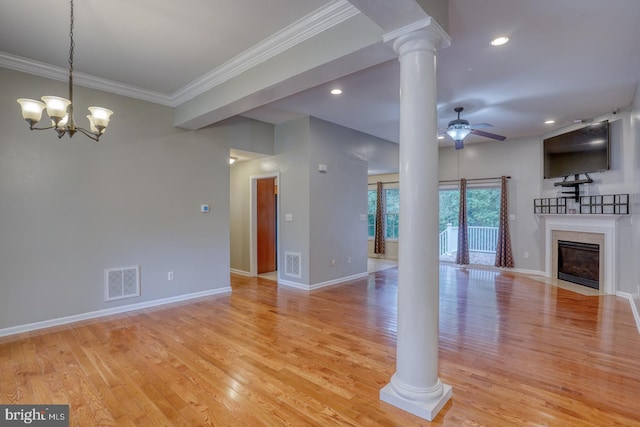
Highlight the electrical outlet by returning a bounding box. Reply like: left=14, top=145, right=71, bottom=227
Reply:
left=347, top=256, right=352, bottom=264
left=168, top=271, right=174, bottom=280
left=331, top=259, right=336, bottom=267
left=524, top=252, right=529, bottom=259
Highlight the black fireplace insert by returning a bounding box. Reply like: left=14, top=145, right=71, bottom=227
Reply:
left=557, top=240, right=599, bottom=289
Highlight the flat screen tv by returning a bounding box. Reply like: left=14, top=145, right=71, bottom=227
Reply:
left=543, top=121, right=610, bottom=179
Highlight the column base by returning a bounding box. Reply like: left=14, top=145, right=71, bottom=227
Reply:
left=380, top=379, right=452, bottom=421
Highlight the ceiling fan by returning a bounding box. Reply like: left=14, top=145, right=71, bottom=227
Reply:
left=445, top=107, right=506, bottom=150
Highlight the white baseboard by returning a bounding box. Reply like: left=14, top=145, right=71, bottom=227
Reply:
left=279, top=272, right=369, bottom=291
left=278, top=279, right=309, bottom=290
left=368, top=254, right=398, bottom=260
left=309, top=272, right=369, bottom=290
left=0, top=287, right=232, bottom=338
left=617, top=292, right=640, bottom=335
left=507, top=267, right=546, bottom=276
left=440, top=261, right=545, bottom=277
left=230, top=268, right=254, bottom=277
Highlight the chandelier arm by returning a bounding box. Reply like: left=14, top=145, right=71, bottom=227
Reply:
left=74, top=127, right=101, bottom=142
left=27, top=124, right=57, bottom=131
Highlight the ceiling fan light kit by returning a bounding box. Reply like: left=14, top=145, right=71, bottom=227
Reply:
left=16, top=0, right=113, bottom=142
left=445, top=107, right=506, bottom=150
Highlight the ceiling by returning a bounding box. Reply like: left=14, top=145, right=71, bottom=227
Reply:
left=2, top=0, right=640, bottom=155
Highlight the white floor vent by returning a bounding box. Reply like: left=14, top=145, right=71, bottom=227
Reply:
left=284, top=252, right=301, bottom=278
left=105, top=265, right=140, bottom=301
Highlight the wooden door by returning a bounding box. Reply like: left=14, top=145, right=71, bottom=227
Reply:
left=257, top=178, right=276, bottom=274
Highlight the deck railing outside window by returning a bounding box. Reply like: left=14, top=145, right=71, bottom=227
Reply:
left=439, top=224, right=499, bottom=255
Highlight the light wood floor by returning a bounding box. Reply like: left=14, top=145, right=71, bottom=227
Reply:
left=1, top=266, right=639, bottom=426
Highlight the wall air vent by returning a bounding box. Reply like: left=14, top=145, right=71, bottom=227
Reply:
left=105, top=265, right=140, bottom=301
left=284, top=252, right=301, bottom=278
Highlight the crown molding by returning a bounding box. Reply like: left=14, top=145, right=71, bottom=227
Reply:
left=170, top=0, right=360, bottom=105
left=0, top=51, right=174, bottom=106
left=0, top=0, right=360, bottom=108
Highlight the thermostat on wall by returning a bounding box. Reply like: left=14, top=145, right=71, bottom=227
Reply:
left=201, top=204, right=210, bottom=213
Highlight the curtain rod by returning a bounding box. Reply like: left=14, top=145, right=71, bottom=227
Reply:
left=368, top=176, right=510, bottom=185
left=439, top=176, right=511, bottom=184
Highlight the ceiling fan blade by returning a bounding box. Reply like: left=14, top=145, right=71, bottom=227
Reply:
left=470, top=123, right=493, bottom=129
left=470, top=129, right=506, bottom=141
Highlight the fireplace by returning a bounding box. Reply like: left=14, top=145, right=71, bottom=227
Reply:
left=544, top=215, right=620, bottom=295
left=557, top=240, right=599, bottom=289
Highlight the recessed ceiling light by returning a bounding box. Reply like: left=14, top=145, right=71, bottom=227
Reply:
left=330, top=88, right=342, bottom=95
left=544, top=120, right=556, bottom=125
left=490, top=36, right=509, bottom=46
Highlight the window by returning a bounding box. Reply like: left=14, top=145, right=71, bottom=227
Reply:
left=368, top=188, right=400, bottom=239
left=438, top=184, right=501, bottom=265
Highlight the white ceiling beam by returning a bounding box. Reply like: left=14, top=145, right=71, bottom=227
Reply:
left=346, top=0, right=448, bottom=33
left=174, top=11, right=390, bottom=129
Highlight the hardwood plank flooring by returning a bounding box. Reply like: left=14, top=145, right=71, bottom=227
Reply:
left=1, top=265, right=639, bottom=426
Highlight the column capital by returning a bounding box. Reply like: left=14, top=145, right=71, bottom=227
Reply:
left=383, top=16, right=451, bottom=54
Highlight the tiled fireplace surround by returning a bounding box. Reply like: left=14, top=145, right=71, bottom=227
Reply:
left=544, top=215, right=620, bottom=295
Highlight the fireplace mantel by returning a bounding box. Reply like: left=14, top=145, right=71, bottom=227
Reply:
left=542, top=215, right=624, bottom=295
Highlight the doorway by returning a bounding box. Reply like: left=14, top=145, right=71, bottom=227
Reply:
left=257, top=177, right=277, bottom=274
left=250, top=173, right=280, bottom=278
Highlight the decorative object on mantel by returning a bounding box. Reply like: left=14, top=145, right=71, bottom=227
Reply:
left=16, top=0, right=113, bottom=142
left=579, top=194, right=629, bottom=214
left=534, top=194, right=629, bottom=215
left=553, top=173, right=593, bottom=201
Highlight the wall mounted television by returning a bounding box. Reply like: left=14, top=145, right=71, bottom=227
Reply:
left=543, top=121, right=610, bottom=179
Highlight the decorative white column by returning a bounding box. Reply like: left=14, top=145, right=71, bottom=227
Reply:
left=380, top=18, right=452, bottom=421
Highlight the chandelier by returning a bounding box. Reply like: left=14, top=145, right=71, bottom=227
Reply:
left=16, top=0, right=113, bottom=141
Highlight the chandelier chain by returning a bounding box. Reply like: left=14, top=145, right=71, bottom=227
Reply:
left=16, top=0, right=113, bottom=141
left=67, top=0, right=75, bottom=125
left=69, top=0, right=75, bottom=73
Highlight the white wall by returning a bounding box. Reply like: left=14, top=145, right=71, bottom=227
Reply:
left=0, top=68, right=231, bottom=331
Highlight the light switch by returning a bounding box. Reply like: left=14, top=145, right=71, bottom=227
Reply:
left=509, top=214, right=516, bottom=220
left=360, top=214, right=367, bottom=221
left=285, top=213, right=293, bottom=222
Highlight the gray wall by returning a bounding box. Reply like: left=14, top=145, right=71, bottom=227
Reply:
left=229, top=117, right=312, bottom=284
left=540, top=114, right=638, bottom=294
left=229, top=116, right=396, bottom=287
left=438, top=137, right=543, bottom=272
left=631, top=83, right=640, bottom=306
left=1, top=68, right=231, bottom=330
left=308, top=118, right=368, bottom=285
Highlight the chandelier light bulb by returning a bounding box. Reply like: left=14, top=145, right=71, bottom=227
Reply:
left=86, top=115, right=105, bottom=134
left=56, top=114, right=69, bottom=128
left=88, top=106, right=113, bottom=129
left=41, top=96, right=71, bottom=122
left=17, top=99, right=46, bottom=124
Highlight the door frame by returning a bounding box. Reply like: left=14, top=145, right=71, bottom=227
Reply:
left=249, top=172, right=280, bottom=278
